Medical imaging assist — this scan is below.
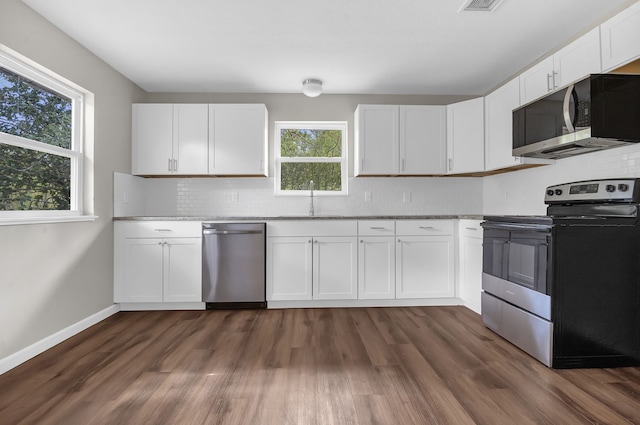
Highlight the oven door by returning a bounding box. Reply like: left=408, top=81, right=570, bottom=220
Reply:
left=482, top=222, right=550, bottom=295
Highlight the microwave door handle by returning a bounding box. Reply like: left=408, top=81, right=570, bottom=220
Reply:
left=562, top=84, right=575, bottom=133
left=571, top=88, right=579, bottom=129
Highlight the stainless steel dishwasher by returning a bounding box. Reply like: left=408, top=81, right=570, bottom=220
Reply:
left=202, top=222, right=266, bottom=309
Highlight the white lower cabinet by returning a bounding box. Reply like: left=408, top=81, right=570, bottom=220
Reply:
left=358, top=220, right=396, bottom=299
left=395, top=221, right=455, bottom=299
left=458, top=220, right=483, bottom=314
left=267, top=221, right=357, bottom=301
left=114, top=222, right=202, bottom=307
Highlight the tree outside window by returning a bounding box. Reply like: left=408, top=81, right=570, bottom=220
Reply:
left=0, top=59, right=81, bottom=214
left=275, top=121, right=347, bottom=195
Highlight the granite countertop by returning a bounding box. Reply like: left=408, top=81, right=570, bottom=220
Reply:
left=114, top=215, right=484, bottom=221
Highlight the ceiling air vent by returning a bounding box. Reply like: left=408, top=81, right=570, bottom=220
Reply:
left=460, top=0, right=505, bottom=12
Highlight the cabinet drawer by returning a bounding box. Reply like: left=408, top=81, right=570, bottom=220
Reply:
left=116, top=221, right=203, bottom=238
left=459, top=219, right=483, bottom=238
left=396, top=220, right=453, bottom=236
left=267, top=220, right=357, bottom=237
left=358, top=220, right=395, bottom=236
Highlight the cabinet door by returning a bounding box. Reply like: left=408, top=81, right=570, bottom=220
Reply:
left=601, top=1, right=640, bottom=71
left=396, top=236, right=454, bottom=299
left=173, top=104, right=209, bottom=175
left=313, top=237, right=358, bottom=300
left=484, top=77, right=522, bottom=171
left=446, top=98, right=484, bottom=174
left=358, top=236, right=396, bottom=299
left=209, top=104, right=267, bottom=175
left=519, top=56, right=555, bottom=105
left=132, top=104, right=173, bottom=175
left=400, top=105, right=446, bottom=174
left=118, top=238, right=164, bottom=302
left=267, top=237, right=313, bottom=300
left=459, top=235, right=483, bottom=314
left=164, top=238, right=203, bottom=302
left=553, top=28, right=601, bottom=87
left=354, top=105, right=399, bottom=175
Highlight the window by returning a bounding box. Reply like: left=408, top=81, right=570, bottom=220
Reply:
left=0, top=50, right=84, bottom=219
left=275, top=121, right=347, bottom=195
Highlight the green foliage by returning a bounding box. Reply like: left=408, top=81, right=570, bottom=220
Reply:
left=0, top=67, right=72, bottom=211
left=280, top=129, right=343, bottom=191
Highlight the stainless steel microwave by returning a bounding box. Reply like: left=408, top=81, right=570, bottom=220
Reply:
left=512, top=74, right=640, bottom=159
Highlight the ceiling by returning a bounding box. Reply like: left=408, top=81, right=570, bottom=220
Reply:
left=21, top=0, right=639, bottom=96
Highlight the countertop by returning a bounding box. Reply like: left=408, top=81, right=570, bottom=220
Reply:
left=114, top=215, right=484, bottom=221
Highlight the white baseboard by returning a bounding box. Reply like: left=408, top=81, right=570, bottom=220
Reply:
left=267, top=298, right=464, bottom=309
left=0, top=304, right=120, bottom=375
left=118, top=302, right=205, bottom=311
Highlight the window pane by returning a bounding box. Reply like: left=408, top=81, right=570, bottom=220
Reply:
left=280, top=129, right=342, bottom=158
left=0, top=67, right=72, bottom=149
left=0, top=143, right=71, bottom=211
left=280, top=162, right=342, bottom=191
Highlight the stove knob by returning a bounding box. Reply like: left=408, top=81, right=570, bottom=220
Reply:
left=618, top=183, right=629, bottom=192
left=606, top=184, right=616, bottom=193
left=554, top=189, right=563, bottom=196
left=546, top=189, right=554, bottom=196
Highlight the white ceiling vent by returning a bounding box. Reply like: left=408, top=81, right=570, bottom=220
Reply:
left=459, top=0, right=505, bottom=12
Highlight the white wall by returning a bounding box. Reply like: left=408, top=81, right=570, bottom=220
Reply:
left=484, top=143, right=640, bottom=215
left=0, top=0, right=145, bottom=365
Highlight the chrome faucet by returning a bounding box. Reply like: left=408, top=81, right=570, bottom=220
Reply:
left=309, top=180, right=314, bottom=216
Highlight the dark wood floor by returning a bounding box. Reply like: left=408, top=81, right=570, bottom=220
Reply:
left=1, top=307, right=640, bottom=425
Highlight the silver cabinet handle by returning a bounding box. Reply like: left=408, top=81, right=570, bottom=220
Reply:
left=314, top=240, right=318, bottom=244
left=419, top=226, right=435, bottom=230
left=465, top=227, right=478, bottom=231
left=547, top=73, right=553, bottom=92
left=153, top=229, right=172, bottom=232
left=448, top=158, right=452, bottom=171
left=308, top=240, right=312, bottom=243
left=370, top=226, right=386, bottom=230
left=552, top=71, right=558, bottom=89
left=174, top=158, right=178, bottom=171
left=360, top=240, right=364, bottom=243
left=168, top=158, right=172, bottom=172
left=397, top=239, right=401, bottom=243
left=401, top=158, right=405, bottom=171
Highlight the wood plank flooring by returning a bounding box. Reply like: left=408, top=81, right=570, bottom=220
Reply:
left=1, top=306, right=640, bottom=424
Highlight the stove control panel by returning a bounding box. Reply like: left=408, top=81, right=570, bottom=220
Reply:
left=544, top=179, right=640, bottom=204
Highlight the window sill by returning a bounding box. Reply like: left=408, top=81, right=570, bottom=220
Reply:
left=0, top=215, right=99, bottom=226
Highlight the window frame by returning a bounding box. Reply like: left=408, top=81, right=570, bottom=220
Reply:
left=0, top=49, right=85, bottom=222
left=274, top=121, right=348, bottom=196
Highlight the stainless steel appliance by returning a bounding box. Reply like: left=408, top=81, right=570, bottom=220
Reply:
left=513, top=74, right=640, bottom=159
left=482, top=178, right=640, bottom=368
left=202, top=222, right=266, bottom=309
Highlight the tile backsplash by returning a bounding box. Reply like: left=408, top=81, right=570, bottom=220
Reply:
left=114, top=173, right=484, bottom=217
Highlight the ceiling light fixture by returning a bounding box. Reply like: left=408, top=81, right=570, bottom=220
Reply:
left=302, top=79, right=323, bottom=97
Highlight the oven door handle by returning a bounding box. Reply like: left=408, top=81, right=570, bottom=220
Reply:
left=481, top=222, right=552, bottom=232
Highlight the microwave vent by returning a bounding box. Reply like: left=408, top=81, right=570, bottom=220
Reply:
left=460, top=0, right=505, bottom=12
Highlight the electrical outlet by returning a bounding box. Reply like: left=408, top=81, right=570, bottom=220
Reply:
left=364, top=191, right=372, bottom=202
left=403, top=192, right=411, bottom=203
left=122, top=192, right=129, bottom=204
left=231, top=192, right=239, bottom=202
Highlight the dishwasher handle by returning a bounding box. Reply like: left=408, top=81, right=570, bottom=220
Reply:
left=203, top=229, right=264, bottom=236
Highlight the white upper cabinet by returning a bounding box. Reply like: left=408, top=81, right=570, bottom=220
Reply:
left=446, top=98, right=484, bottom=174
left=399, top=105, right=447, bottom=174
left=520, top=28, right=602, bottom=104
left=484, top=77, right=522, bottom=171
left=600, top=1, right=640, bottom=71
left=209, top=104, right=268, bottom=176
left=132, top=103, right=267, bottom=176
left=354, top=105, right=399, bottom=175
left=354, top=104, right=446, bottom=175
left=132, top=103, right=209, bottom=176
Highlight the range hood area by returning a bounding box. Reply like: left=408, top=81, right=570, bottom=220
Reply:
left=513, top=72, right=640, bottom=160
